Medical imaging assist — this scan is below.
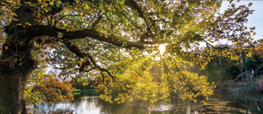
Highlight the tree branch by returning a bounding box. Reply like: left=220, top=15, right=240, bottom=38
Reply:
left=62, top=40, right=115, bottom=80
left=91, top=11, right=102, bottom=30
left=75, top=67, right=95, bottom=73
left=82, top=67, right=96, bottom=72
left=34, top=25, right=154, bottom=49
left=125, top=0, right=155, bottom=39
left=78, top=61, right=92, bottom=73
left=124, top=0, right=144, bottom=18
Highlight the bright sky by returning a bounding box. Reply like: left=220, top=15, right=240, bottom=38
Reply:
left=220, top=1, right=263, bottom=41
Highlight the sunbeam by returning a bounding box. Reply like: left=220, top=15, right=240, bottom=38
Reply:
left=159, top=44, right=166, bottom=55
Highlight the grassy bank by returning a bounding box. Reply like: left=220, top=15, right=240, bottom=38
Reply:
left=72, top=89, right=98, bottom=95
left=220, top=79, right=260, bottom=97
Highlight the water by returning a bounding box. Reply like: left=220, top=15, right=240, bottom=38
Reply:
left=32, top=91, right=263, bottom=114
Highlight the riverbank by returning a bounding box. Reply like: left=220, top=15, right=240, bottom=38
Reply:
left=220, top=79, right=261, bottom=95
left=72, top=89, right=98, bottom=95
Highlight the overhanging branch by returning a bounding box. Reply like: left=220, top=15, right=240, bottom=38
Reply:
left=33, top=25, right=153, bottom=49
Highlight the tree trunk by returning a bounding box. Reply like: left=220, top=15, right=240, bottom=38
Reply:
left=0, top=33, right=37, bottom=113
left=0, top=24, right=39, bottom=114
left=0, top=2, right=42, bottom=113
left=0, top=36, right=37, bottom=113
left=242, top=51, right=248, bottom=80
left=0, top=69, right=34, bottom=114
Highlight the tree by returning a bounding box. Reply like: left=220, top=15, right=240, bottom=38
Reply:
left=0, top=0, right=256, bottom=113
left=24, top=70, right=74, bottom=105
left=24, top=70, right=74, bottom=113
left=202, top=1, right=256, bottom=81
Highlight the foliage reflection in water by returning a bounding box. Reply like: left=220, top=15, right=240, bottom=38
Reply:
left=33, top=92, right=263, bottom=114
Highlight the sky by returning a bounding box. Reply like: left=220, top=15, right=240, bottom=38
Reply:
left=220, top=1, right=263, bottom=41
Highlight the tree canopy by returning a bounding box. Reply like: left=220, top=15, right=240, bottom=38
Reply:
left=0, top=0, right=258, bottom=113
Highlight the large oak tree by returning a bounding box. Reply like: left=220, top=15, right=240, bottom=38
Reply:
left=0, top=0, right=256, bottom=113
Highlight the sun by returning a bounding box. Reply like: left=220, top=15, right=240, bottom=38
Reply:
left=159, top=44, right=166, bottom=55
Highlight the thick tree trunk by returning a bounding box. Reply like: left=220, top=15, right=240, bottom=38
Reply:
left=0, top=2, right=43, bottom=112
left=0, top=24, right=38, bottom=114
left=0, top=40, right=37, bottom=114
left=0, top=36, right=37, bottom=113
left=0, top=68, right=34, bottom=114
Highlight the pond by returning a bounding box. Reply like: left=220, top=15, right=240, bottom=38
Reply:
left=32, top=91, right=263, bottom=114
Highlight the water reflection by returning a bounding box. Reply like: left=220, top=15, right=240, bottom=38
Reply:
left=34, top=92, right=263, bottom=114
left=36, top=95, right=101, bottom=114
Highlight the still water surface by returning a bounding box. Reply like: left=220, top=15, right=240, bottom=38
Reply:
left=34, top=91, right=263, bottom=114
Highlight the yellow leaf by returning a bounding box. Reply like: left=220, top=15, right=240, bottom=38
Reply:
left=246, top=52, right=252, bottom=57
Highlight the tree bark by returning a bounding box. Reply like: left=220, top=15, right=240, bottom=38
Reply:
left=0, top=22, right=38, bottom=114
left=0, top=59, right=35, bottom=114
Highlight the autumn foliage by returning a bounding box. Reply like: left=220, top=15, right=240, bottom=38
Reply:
left=255, top=41, right=263, bottom=57
left=24, top=71, right=74, bottom=105
left=0, top=0, right=260, bottom=113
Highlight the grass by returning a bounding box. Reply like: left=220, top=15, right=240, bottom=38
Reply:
left=72, top=89, right=98, bottom=95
